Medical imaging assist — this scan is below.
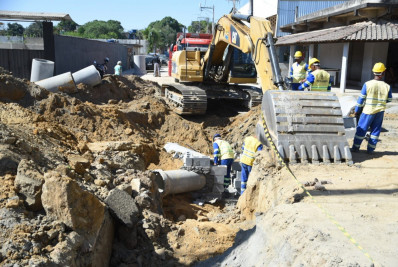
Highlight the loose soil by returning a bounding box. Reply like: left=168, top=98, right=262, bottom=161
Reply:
left=1, top=67, right=397, bottom=266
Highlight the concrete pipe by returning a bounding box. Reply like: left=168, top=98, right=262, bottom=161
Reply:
left=30, top=58, right=54, bottom=82
left=153, top=169, right=206, bottom=196
left=133, top=55, right=147, bottom=75
left=72, top=65, right=102, bottom=87
left=35, top=72, right=77, bottom=93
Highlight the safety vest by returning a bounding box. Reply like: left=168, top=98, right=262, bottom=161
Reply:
left=240, top=136, right=262, bottom=166
left=292, top=62, right=307, bottom=83
left=311, top=69, right=330, bottom=91
left=214, top=140, right=234, bottom=160
left=363, top=80, right=391, bottom=115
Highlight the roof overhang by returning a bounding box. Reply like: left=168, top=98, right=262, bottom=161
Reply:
left=280, top=0, right=398, bottom=34
left=0, top=10, right=72, bottom=22
left=276, top=19, right=398, bottom=46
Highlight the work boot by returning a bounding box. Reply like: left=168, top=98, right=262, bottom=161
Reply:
left=350, top=147, right=359, bottom=153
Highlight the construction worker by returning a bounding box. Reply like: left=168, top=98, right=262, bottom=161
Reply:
left=352, top=62, right=392, bottom=154
left=298, top=58, right=331, bottom=91
left=114, top=61, right=122, bottom=75
left=213, top=133, right=234, bottom=189
left=289, top=51, right=309, bottom=91
left=240, top=135, right=262, bottom=195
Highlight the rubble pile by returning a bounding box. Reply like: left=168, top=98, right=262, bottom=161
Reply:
left=0, top=69, right=250, bottom=266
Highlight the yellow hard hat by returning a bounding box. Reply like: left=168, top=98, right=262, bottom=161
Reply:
left=309, top=58, right=320, bottom=67
left=294, top=51, right=302, bottom=58
left=372, top=62, right=386, bottom=73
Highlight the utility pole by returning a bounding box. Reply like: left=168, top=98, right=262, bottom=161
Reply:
left=228, top=0, right=240, bottom=13
left=200, top=3, right=214, bottom=35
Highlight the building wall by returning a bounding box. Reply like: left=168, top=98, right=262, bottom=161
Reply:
left=0, top=49, right=44, bottom=79
left=361, top=42, right=389, bottom=84
left=277, top=0, right=347, bottom=36
left=54, top=35, right=128, bottom=75
left=317, top=43, right=344, bottom=69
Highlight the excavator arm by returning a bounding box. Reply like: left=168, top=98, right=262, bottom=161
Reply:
left=201, top=14, right=283, bottom=92
left=202, top=14, right=353, bottom=164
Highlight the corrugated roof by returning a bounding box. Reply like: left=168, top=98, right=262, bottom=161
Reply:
left=0, top=10, right=72, bottom=21
left=276, top=20, right=398, bottom=45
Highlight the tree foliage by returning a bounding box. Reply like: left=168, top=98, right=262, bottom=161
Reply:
left=5, top=23, right=25, bottom=36
left=142, top=16, right=184, bottom=53
left=188, top=20, right=212, bottom=34
left=64, top=20, right=125, bottom=39
left=57, top=19, right=78, bottom=32
left=25, top=21, right=43, bottom=37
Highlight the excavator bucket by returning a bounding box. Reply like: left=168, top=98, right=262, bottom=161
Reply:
left=257, top=90, right=353, bottom=164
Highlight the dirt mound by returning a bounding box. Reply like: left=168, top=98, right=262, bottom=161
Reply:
left=0, top=71, right=256, bottom=266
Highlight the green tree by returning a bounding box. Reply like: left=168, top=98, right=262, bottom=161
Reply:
left=5, top=23, right=25, bottom=36
left=68, top=20, right=125, bottom=39
left=25, top=21, right=43, bottom=37
left=188, top=20, right=212, bottom=33
left=142, top=16, right=184, bottom=53
left=57, top=19, right=78, bottom=32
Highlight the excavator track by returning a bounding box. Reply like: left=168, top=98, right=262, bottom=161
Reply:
left=161, top=83, right=207, bottom=115
left=161, top=83, right=262, bottom=115
left=258, top=90, right=353, bottom=164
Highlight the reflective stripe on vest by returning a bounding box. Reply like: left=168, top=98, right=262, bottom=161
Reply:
left=240, top=136, right=261, bottom=166
left=214, top=140, right=234, bottom=160
left=292, top=62, right=307, bottom=83
left=363, top=80, right=390, bottom=114
left=311, top=69, right=330, bottom=91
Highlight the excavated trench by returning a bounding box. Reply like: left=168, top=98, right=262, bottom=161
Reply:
left=2, top=68, right=397, bottom=266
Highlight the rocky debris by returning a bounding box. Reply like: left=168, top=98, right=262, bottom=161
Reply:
left=41, top=171, right=105, bottom=234
left=304, top=178, right=333, bottom=191
left=14, top=159, right=44, bottom=211
left=67, top=154, right=91, bottom=175
left=105, top=188, right=139, bottom=228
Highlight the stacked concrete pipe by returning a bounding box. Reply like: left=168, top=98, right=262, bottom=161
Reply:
left=72, top=65, right=102, bottom=87
left=35, top=72, right=77, bottom=93
left=30, top=58, right=54, bottom=82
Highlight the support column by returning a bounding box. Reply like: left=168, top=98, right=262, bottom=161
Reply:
left=308, top=44, right=314, bottom=60
left=43, top=22, right=55, bottom=62
left=340, top=42, right=349, bottom=93
left=289, top=45, right=294, bottom=74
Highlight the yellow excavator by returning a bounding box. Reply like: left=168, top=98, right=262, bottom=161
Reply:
left=160, top=12, right=352, bottom=164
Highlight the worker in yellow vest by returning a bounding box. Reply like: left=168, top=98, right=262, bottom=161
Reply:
left=298, top=58, right=331, bottom=91
left=240, top=135, right=263, bottom=195
left=289, top=51, right=309, bottom=90
left=213, top=134, right=235, bottom=189
left=352, top=62, right=392, bottom=154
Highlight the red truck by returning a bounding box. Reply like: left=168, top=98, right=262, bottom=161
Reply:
left=168, top=32, right=213, bottom=76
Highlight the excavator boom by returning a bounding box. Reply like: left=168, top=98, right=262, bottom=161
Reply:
left=164, top=13, right=352, bottom=163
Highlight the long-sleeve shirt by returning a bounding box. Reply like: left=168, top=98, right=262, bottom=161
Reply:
left=298, top=71, right=331, bottom=91
left=355, top=79, right=392, bottom=114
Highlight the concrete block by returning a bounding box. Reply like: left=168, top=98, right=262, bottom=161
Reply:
left=233, top=178, right=241, bottom=190
left=210, top=165, right=227, bottom=176
left=212, top=183, right=225, bottom=193
left=184, top=157, right=193, bottom=167
left=213, top=175, right=224, bottom=185
left=105, top=189, right=139, bottom=228
left=231, top=161, right=241, bottom=171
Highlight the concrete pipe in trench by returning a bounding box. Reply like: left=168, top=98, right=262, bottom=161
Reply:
left=153, top=169, right=206, bottom=196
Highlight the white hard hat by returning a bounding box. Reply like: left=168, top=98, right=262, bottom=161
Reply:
left=117, top=61, right=122, bottom=65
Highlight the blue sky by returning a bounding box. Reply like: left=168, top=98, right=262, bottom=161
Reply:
left=0, top=0, right=245, bottom=30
